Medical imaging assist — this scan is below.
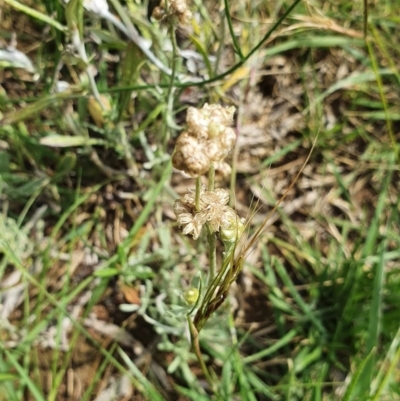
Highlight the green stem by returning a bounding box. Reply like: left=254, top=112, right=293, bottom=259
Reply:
left=207, top=163, right=216, bottom=281
left=208, top=227, right=216, bottom=283
left=208, top=162, right=215, bottom=191
left=187, top=315, right=216, bottom=394
left=195, top=177, right=201, bottom=212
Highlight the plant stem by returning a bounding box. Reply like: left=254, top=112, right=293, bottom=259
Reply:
left=195, top=176, right=201, bottom=212
left=187, top=315, right=217, bottom=394
left=208, top=227, right=216, bottom=283
left=208, top=162, right=215, bottom=191
left=207, top=163, right=216, bottom=282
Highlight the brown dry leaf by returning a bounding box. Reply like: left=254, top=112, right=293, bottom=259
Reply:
left=121, top=284, right=141, bottom=305
left=87, top=95, right=112, bottom=127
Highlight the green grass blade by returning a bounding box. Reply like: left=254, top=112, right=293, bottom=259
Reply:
left=275, top=259, right=325, bottom=335
left=243, top=329, right=298, bottom=364
left=342, top=348, right=375, bottom=401
left=117, top=348, right=167, bottom=401
left=1, top=348, right=45, bottom=401
left=370, top=327, right=400, bottom=400
left=3, top=0, right=66, bottom=32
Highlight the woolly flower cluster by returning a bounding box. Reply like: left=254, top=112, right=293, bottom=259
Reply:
left=152, top=0, right=192, bottom=25
left=173, top=187, right=244, bottom=242
left=172, top=104, right=236, bottom=177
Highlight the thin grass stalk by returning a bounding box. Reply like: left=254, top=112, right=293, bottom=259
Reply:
left=365, top=32, right=399, bottom=163
left=363, top=0, right=368, bottom=38
left=223, top=0, right=243, bottom=60
left=3, top=0, right=66, bottom=31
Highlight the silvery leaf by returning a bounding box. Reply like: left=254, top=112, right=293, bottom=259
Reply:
left=0, top=48, right=35, bottom=73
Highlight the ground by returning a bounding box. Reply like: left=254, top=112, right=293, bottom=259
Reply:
left=0, top=0, right=399, bottom=400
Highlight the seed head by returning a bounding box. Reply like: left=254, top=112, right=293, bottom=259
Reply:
left=170, top=0, right=192, bottom=24
left=186, top=103, right=235, bottom=139
left=152, top=0, right=192, bottom=25
left=172, top=133, right=211, bottom=177
left=172, top=104, right=236, bottom=177
left=174, top=187, right=242, bottom=240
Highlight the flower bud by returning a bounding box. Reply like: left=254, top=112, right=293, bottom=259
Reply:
left=219, top=209, right=245, bottom=245
left=183, top=288, right=199, bottom=305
